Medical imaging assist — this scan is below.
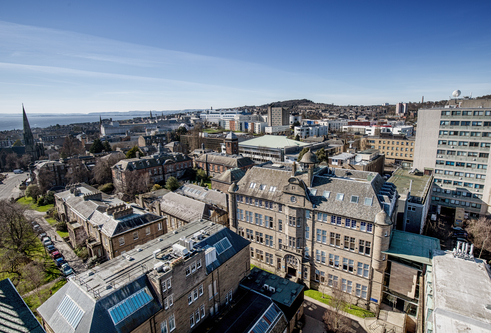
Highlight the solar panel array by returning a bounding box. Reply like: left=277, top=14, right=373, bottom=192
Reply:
left=213, top=237, right=232, bottom=255
left=57, top=295, right=85, bottom=329
left=108, top=287, right=154, bottom=325
left=248, top=303, right=282, bottom=333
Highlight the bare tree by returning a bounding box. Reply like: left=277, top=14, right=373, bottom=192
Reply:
left=22, top=260, right=45, bottom=297
left=92, top=154, right=125, bottom=185
left=0, top=201, right=38, bottom=279
left=118, top=170, right=150, bottom=200
left=37, top=168, right=56, bottom=193
left=60, top=135, right=84, bottom=158
left=468, top=216, right=491, bottom=259
left=5, top=153, right=19, bottom=170
left=66, top=159, right=92, bottom=184
left=323, top=286, right=351, bottom=333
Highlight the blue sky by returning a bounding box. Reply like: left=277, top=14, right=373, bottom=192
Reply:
left=1, top=0, right=491, bottom=114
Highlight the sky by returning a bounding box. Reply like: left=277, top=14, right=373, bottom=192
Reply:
left=1, top=0, right=491, bottom=114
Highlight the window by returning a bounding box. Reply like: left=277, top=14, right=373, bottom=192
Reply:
left=108, top=288, right=154, bottom=325
left=350, top=237, right=356, bottom=251
left=330, top=232, right=335, bottom=246
left=365, top=241, right=371, bottom=255
left=359, top=240, right=365, bottom=254
left=169, top=314, right=175, bottom=331
left=364, top=197, right=373, bottom=206
left=146, top=227, right=151, bottom=235
left=188, top=293, right=193, bottom=305
left=249, top=182, right=256, bottom=188
left=342, top=258, right=348, bottom=270
left=278, top=219, right=282, bottom=231
left=323, top=190, right=331, bottom=199
left=363, top=264, right=369, bottom=278
left=186, top=266, right=191, bottom=276
left=336, top=193, right=344, bottom=201
left=265, top=235, right=273, bottom=247
left=119, top=237, right=125, bottom=246
left=344, top=236, right=349, bottom=250
left=367, top=223, right=373, bottom=233
left=200, top=304, right=205, bottom=318
left=161, top=321, right=168, bottom=333
left=348, top=259, right=354, bottom=273
left=195, top=309, right=200, bottom=323
left=360, top=222, right=366, bottom=232
left=356, top=284, right=362, bottom=297
left=351, top=220, right=356, bottom=229
left=259, top=184, right=266, bottom=190
left=335, top=233, right=341, bottom=247
left=306, top=226, right=309, bottom=239
left=305, top=210, right=311, bottom=219
left=158, top=222, right=162, bottom=231
left=133, top=231, right=138, bottom=240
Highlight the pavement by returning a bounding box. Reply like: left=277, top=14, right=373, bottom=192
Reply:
left=302, top=296, right=368, bottom=333
left=0, top=172, right=28, bottom=200
left=28, top=210, right=87, bottom=275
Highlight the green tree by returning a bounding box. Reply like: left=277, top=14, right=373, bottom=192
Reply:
left=13, top=139, right=22, bottom=147
left=126, top=146, right=145, bottom=158
left=89, top=139, right=105, bottom=154
left=297, top=147, right=310, bottom=162
left=176, top=126, right=188, bottom=135
left=152, top=184, right=162, bottom=191
left=196, top=168, right=208, bottom=182
left=165, top=177, right=180, bottom=191
left=103, top=140, right=112, bottom=152
left=25, top=184, right=42, bottom=200
left=315, top=148, right=328, bottom=163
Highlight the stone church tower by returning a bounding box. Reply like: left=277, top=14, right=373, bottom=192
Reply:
left=23, top=105, right=45, bottom=161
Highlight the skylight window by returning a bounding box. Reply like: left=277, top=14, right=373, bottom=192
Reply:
left=108, top=287, right=154, bottom=325
left=249, top=182, right=256, bottom=189
left=213, top=237, right=232, bottom=255
left=57, top=295, right=85, bottom=329
left=269, top=186, right=277, bottom=192
left=336, top=193, right=344, bottom=201
left=309, top=188, right=317, bottom=196
left=259, top=184, right=266, bottom=190
left=364, top=197, right=373, bottom=206
left=350, top=195, right=359, bottom=203
left=323, top=191, right=331, bottom=199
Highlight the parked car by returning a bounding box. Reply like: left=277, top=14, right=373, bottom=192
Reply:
left=50, top=251, right=63, bottom=260
left=61, top=263, right=73, bottom=276
left=38, top=232, right=47, bottom=239
left=55, top=257, right=66, bottom=267
left=43, top=240, right=53, bottom=247
left=13, top=169, right=24, bottom=174
left=42, top=236, right=51, bottom=243
left=452, top=230, right=468, bottom=238
left=46, top=245, right=57, bottom=253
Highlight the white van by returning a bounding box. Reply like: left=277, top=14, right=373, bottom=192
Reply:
left=13, top=169, right=23, bottom=174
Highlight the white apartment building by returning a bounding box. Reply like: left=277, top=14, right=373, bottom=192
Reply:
left=294, top=124, right=329, bottom=139
left=413, top=107, right=491, bottom=217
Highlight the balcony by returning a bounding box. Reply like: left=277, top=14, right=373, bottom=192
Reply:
left=279, top=244, right=303, bottom=256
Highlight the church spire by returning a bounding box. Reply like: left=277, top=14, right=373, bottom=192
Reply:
left=23, top=104, right=34, bottom=147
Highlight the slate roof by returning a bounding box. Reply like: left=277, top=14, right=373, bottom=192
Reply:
left=38, top=275, right=160, bottom=333
left=194, top=227, right=250, bottom=274
left=234, top=166, right=392, bottom=223
left=0, top=279, right=45, bottom=333
left=175, top=184, right=227, bottom=209
left=94, top=210, right=162, bottom=237
left=112, top=154, right=191, bottom=172
left=212, top=167, right=246, bottom=184
left=195, top=152, right=254, bottom=168
left=158, top=192, right=207, bottom=223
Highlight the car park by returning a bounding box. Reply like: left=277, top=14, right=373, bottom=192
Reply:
left=46, top=245, right=57, bottom=253
left=50, top=251, right=63, bottom=260
left=61, top=263, right=73, bottom=276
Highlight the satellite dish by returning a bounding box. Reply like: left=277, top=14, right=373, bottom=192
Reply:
left=452, top=90, right=461, bottom=98
left=355, top=155, right=363, bottom=163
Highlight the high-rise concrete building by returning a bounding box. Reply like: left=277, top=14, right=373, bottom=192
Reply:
left=395, top=103, right=407, bottom=115
left=267, top=106, right=289, bottom=127
left=413, top=108, right=491, bottom=217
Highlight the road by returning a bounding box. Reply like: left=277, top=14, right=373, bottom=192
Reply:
left=28, top=210, right=87, bottom=275
left=0, top=172, right=29, bottom=200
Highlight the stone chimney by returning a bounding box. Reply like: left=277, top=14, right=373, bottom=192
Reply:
left=292, top=162, right=297, bottom=176
left=308, top=165, right=314, bottom=187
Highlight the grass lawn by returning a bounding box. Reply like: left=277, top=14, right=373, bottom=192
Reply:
left=57, top=230, right=69, bottom=238
left=203, top=180, right=212, bottom=189
left=24, top=279, right=67, bottom=321
left=17, top=196, right=54, bottom=213
left=0, top=238, right=61, bottom=295
left=250, top=264, right=274, bottom=274
left=304, top=289, right=375, bottom=318
left=46, top=217, right=57, bottom=226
